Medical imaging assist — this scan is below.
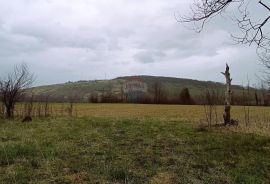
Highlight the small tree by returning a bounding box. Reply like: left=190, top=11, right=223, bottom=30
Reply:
left=179, top=87, right=194, bottom=105
left=242, top=80, right=251, bottom=126
left=24, top=93, right=34, bottom=117
left=0, top=101, right=4, bottom=118
left=43, top=95, right=50, bottom=117
left=153, top=81, right=166, bottom=104
left=260, top=84, right=270, bottom=106
left=203, top=89, right=219, bottom=127
left=0, top=64, right=34, bottom=119
left=67, top=92, right=80, bottom=117
left=89, top=93, right=98, bottom=103
left=255, top=91, right=259, bottom=106
left=67, top=94, right=74, bottom=117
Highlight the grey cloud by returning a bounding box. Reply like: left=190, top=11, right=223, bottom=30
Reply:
left=134, top=49, right=166, bottom=63
left=10, top=24, right=107, bottom=50
left=130, top=24, right=231, bottom=63
left=0, top=29, right=46, bottom=57
left=0, top=0, right=264, bottom=86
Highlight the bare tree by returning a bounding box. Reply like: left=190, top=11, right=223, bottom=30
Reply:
left=255, top=91, right=259, bottom=106
left=221, top=64, right=232, bottom=125
left=0, top=64, right=34, bottom=119
left=242, top=79, right=251, bottom=126
left=153, top=81, right=165, bottom=104
left=67, top=92, right=79, bottom=117
left=203, top=89, right=219, bottom=127
left=260, top=83, right=270, bottom=106
left=67, top=94, right=74, bottom=117
left=89, top=93, right=98, bottom=103
left=180, top=0, right=270, bottom=45
left=259, top=51, right=270, bottom=87
left=24, top=93, right=34, bottom=117
left=179, top=87, right=194, bottom=105
left=180, top=0, right=270, bottom=69
left=43, top=95, right=50, bottom=117
left=0, top=101, right=4, bottom=118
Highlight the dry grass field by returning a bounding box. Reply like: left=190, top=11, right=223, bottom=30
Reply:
left=15, top=103, right=270, bottom=136
left=62, top=104, right=270, bottom=136
left=15, top=103, right=270, bottom=119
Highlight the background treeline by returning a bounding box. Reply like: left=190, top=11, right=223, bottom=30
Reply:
left=26, top=76, right=270, bottom=106
left=22, top=85, right=270, bottom=106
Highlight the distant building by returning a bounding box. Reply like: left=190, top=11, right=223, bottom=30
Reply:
left=123, top=76, right=147, bottom=103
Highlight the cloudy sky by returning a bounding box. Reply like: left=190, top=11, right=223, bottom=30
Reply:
left=0, top=0, right=266, bottom=86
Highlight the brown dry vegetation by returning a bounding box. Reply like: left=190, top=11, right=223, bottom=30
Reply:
left=14, top=103, right=270, bottom=136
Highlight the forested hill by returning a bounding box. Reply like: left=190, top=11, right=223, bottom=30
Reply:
left=28, top=75, right=252, bottom=103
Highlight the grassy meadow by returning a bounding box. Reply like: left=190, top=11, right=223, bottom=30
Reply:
left=1, top=104, right=270, bottom=183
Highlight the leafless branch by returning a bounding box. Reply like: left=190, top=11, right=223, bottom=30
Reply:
left=0, top=64, right=34, bottom=118
left=179, top=0, right=236, bottom=32
left=181, top=0, right=270, bottom=83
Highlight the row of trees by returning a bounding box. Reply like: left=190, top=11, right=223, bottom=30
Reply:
left=87, top=84, right=269, bottom=106
left=87, top=86, right=194, bottom=105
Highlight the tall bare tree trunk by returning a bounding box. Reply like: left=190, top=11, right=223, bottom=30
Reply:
left=6, top=105, right=14, bottom=119
left=221, top=64, right=232, bottom=125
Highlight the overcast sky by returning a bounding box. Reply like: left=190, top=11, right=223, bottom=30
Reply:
left=0, top=0, right=266, bottom=86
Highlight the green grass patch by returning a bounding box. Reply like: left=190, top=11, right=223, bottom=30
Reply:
left=0, top=117, right=270, bottom=183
